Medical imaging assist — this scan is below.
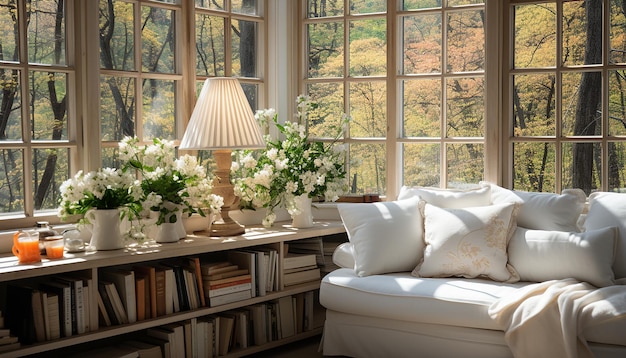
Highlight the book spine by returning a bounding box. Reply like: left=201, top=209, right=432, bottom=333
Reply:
left=207, top=282, right=252, bottom=298
left=206, top=278, right=252, bottom=291
left=208, top=290, right=252, bottom=307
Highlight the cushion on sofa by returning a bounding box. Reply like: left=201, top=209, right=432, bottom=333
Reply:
left=509, top=227, right=617, bottom=287
left=332, top=242, right=355, bottom=269
left=338, top=197, right=424, bottom=277
left=583, top=192, right=626, bottom=280
left=398, top=183, right=491, bottom=208
left=412, top=202, right=520, bottom=282
left=482, top=182, right=586, bottom=232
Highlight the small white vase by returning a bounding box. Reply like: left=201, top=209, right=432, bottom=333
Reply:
left=291, top=194, right=314, bottom=228
left=156, top=209, right=184, bottom=243
left=86, top=208, right=124, bottom=250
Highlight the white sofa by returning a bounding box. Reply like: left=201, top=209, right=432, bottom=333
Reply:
left=320, top=183, right=626, bottom=358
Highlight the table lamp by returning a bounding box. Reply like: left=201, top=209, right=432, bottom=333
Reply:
left=180, top=77, right=265, bottom=236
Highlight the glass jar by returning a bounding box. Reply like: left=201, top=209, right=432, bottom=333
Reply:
left=35, top=221, right=59, bottom=255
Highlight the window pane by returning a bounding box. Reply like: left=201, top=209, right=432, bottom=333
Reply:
left=0, top=0, right=18, bottom=62
left=564, top=71, right=601, bottom=137
left=563, top=0, right=590, bottom=66
left=196, top=14, right=225, bottom=77
left=101, top=75, right=136, bottom=140
left=142, top=79, right=176, bottom=140
left=30, top=71, right=67, bottom=141
left=308, top=0, right=343, bottom=17
left=231, top=19, right=257, bottom=78
left=562, top=142, right=601, bottom=191
left=99, top=0, right=135, bottom=71
left=447, top=10, right=484, bottom=73
left=610, top=0, right=626, bottom=64
left=231, top=0, right=258, bottom=15
left=307, top=82, right=345, bottom=138
left=240, top=82, right=258, bottom=112
left=32, top=148, right=68, bottom=211
left=196, top=0, right=224, bottom=11
left=403, top=14, right=441, bottom=74
left=513, top=74, right=556, bottom=137
left=307, top=22, right=344, bottom=78
left=403, top=79, right=441, bottom=137
left=350, top=0, right=385, bottom=14
left=403, top=0, right=441, bottom=11
left=141, top=6, right=176, bottom=73
left=609, top=69, right=626, bottom=136
left=349, top=143, right=386, bottom=195
left=448, top=0, right=483, bottom=5
left=403, top=143, right=440, bottom=187
left=514, top=3, right=556, bottom=69
left=29, top=0, right=66, bottom=65
left=0, top=149, right=23, bottom=214
left=512, top=142, right=556, bottom=192
left=446, top=76, right=484, bottom=137
left=0, top=69, right=21, bottom=140
left=447, top=143, right=484, bottom=187
left=607, top=142, right=626, bottom=191
left=101, top=147, right=121, bottom=169
left=349, top=81, right=386, bottom=138
left=349, top=19, right=386, bottom=77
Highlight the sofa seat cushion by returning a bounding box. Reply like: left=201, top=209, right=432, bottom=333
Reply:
left=320, top=268, right=530, bottom=330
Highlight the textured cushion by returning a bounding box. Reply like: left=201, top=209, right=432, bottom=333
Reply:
left=509, top=227, right=617, bottom=287
left=413, top=202, right=520, bottom=282
left=583, top=192, right=626, bottom=279
left=483, top=182, right=586, bottom=232
left=398, top=184, right=491, bottom=208
left=338, top=197, right=424, bottom=277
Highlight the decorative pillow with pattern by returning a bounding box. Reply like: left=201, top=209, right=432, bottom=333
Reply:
left=412, top=202, right=520, bottom=282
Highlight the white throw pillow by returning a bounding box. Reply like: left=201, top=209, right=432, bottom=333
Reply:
left=508, top=227, right=617, bottom=287
left=338, top=197, right=424, bottom=277
left=482, top=181, right=586, bottom=232
left=398, top=184, right=491, bottom=208
left=412, top=202, right=520, bottom=282
left=583, top=192, right=626, bottom=279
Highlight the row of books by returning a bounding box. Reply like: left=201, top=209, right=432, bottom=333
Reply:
left=5, top=272, right=98, bottom=345
left=98, top=257, right=206, bottom=328
left=141, top=290, right=323, bottom=358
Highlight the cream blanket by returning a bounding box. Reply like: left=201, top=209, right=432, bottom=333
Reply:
left=488, top=278, right=626, bottom=358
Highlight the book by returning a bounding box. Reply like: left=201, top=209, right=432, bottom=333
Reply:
left=154, top=268, right=167, bottom=317
left=100, top=269, right=137, bottom=323
left=217, top=314, right=235, bottom=356
left=54, top=276, right=85, bottom=334
left=200, top=262, right=237, bottom=276
left=247, top=303, right=267, bottom=346
left=120, top=340, right=162, bottom=358
left=65, top=272, right=97, bottom=333
left=207, top=282, right=252, bottom=298
left=283, top=267, right=321, bottom=286
left=171, top=265, right=190, bottom=311
left=40, top=281, right=72, bottom=337
left=133, top=265, right=157, bottom=319
left=134, top=275, right=148, bottom=321
left=277, top=296, right=295, bottom=339
left=96, top=289, right=112, bottom=327
left=283, top=253, right=317, bottom=270
left=160, top=323, right=185, bottom=358
left=206, top=276, right=252, bottom=291
left=209, top=289, right=252, bottom=307
left=184, top=268, right=200, bottom=310
left=31, top=289, right=46, bottom=342
left=206, top=268, right=249, bottom=281
left=146, top=327, right=177, bottom=358
left=0, top=342, right=21, bottom=353
left=0, top=336, right=19, bottom=346
left=97, top=282, right=120, bottom=326
left=185, top=257, right=206, bottom=307
left=45, top=292, right=61, bottom=340
left=137, top=335, right=171, bottom=358
left=227, top=251, right=257, bottom=298
left=102, top=280, right=128, bottom=324
left=284, top=264, right=319, bottom=274
left=294, top=293, right=305, bottom=334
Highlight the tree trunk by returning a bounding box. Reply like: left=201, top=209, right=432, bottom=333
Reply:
left=572, top=0, right=602, bottom=194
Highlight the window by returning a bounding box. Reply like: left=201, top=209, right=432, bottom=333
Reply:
left=0, top=0, right=74, bottom=227
left=505, top=0, right=626, bottom=194
left=302, top=0, right=488, bottom=198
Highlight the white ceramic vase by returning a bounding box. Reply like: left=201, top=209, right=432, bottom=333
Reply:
left=155, top=205, right=186, bottom=243
left=86, top=208, right=124, bottom=250
left=291, top=194, right=314, bottom=228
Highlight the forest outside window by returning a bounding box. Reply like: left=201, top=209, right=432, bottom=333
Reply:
left=505, top=0, right=626, bottom=194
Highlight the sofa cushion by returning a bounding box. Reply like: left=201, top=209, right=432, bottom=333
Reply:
left=398, top=184, right=491, bottom=208
left=338, top=197, right=424, bottom=277
left=412, top=202, right=520, bottom=282
left=509, top=227, right=617, bottom=287
left=321, top=268, right=530, bottom=330
left=583, top=192, right=626, bottom=280
left=482, top=182, right=586, bottom=232
left=332, top=242, right=355, bottom=269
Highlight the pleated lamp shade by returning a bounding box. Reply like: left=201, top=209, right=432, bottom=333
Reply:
left=180, top=77, right=265, bottom=150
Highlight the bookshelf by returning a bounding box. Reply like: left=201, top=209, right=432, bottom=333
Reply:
left=0, top=220, right=346, bottom=357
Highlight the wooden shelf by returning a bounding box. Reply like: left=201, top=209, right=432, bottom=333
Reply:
left=0, top=220, right=345, bottom=357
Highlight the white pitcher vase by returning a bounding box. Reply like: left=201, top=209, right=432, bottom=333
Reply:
left=155, top=201, right=186, bottom=243
left=291, top=194, right=314, bottom=228
left=86, top=208, right=124, bottom=250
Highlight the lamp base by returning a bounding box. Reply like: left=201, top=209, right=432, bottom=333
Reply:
left=211, top=211, right=246, bottom=237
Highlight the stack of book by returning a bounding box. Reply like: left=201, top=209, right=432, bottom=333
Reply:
left=282, top=252, right=321, bottom=286
left=202, top=261, right=253, bottom=307
left=287, top=236, right=347, bottom=274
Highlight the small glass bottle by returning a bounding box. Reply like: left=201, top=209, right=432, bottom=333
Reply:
left=35, top=221, right=59, bottom=255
